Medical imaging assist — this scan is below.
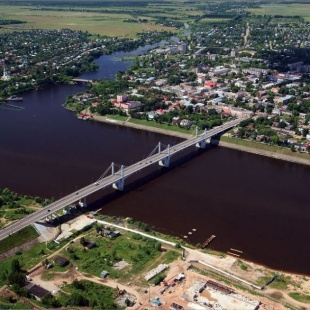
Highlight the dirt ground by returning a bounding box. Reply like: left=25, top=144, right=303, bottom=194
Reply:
left=28, top=251, right=308, bottom=310
left=26, top=216, right=310, bottom=310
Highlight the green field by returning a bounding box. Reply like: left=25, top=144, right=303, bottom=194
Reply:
left=0, top=5, right=175, bottom=37
left=128, top=118, right=197, bottom=135
left=0, top=226, right=39, bottom=255
left=247, top=4, right=310, bottom=21
left=54, top=228, right=179, bottom=284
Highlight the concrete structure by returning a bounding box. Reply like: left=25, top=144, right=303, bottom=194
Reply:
left=145, top=264, right=169, bottom=281
left=0, top=118, right=247, bottom=241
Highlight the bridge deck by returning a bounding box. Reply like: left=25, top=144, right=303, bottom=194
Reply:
left=0, top=118, right=245, bottom=241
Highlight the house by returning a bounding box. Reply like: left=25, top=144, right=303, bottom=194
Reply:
left=102, top=229, right=120, bottom=239
left=84, top=239, right=96, bottom=249
left=100, top=270, right=109, bottom=278
left=172, top=116, right=181, bottom=126
left=109, top=231, right=120, bottom=239
left=147, top=111, right=157, bottom=120
left=26, top=284, right=50, bottom=301
left=54, top=256, right=70, bottom=267
left=204, top=81, right=217, bottom=89
left=117, top=94, right=128, bottom=103
left=180, top=119, right=193, bottom=128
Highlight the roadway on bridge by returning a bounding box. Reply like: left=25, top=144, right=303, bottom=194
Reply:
left=0, top=118, right=244, bottom=241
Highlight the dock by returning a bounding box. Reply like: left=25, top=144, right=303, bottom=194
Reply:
left=227, top=251, right=240, bottom=257
left=230, top=248, right=243, bottom=254
left=201, top=235, right=216, bottom=249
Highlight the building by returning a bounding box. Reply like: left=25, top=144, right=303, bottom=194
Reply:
left=84, top=239, right=96, bottom=249
left=26, top=284, right=50, bottom=301
left=197, top=74, right=206, bottom=84
left=209, top=67, right=229, bottom=77
left=204, top=81, right=217, bottom=89
left=170, top=302, right=184, bottom=310
left=1, top=67, right=10, bottom=81
left=113, top=101, right=142, bottom=113
left=54, top=256, right=70, bottom=267
left=117, top=94, right=128, bottom=103
left=180, top=119, right=193, bottom=128
left=102, top=229, right=120, bottom=239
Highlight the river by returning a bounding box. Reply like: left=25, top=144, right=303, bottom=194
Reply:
left=0, top=43, right=310, bottom=275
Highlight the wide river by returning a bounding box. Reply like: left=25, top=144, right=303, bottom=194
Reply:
left=0, top=44, right=310, bottom=275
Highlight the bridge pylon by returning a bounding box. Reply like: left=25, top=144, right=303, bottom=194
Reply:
left=196, top=129, right=207, bottom=149
left=159, top=143, right=171, bottom=167
left=111, top=162, right=125, bottom=191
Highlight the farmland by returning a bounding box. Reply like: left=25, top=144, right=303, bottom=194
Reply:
left=247, top=3, right=310, bottom=21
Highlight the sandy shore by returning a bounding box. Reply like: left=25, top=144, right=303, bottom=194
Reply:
left=218, top=140, right=310, bottom=166
left=88, top=114, right=310, bottom=166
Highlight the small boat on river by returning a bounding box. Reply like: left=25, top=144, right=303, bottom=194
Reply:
left=6, top=95, right=23, bottom=102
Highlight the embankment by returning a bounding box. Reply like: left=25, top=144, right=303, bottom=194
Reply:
left=88, top=114, right=310, bottom=166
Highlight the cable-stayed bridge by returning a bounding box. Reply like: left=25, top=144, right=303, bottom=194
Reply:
left=0, top=117, right=245, bottom=241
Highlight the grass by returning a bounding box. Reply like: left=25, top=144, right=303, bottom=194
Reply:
left=221, top=136, right=310, bottom=161
left=237, top=259, right=249, bottom=271
left=41, top=272, right=55, bottom=281
left=105, top=114, right=128, bottom=121
left=128, top=118, right=195, bottom=135
left=247, top=4, right=310, bottom=19
left=200, top=18, right=231, bottom=23
left=202, top=248, right=227, bottom=258
left=58, top=279, right=120, bottom=309
left=288, top=292, right=310, bottom=303
left=160, top=250, right=180, bottom=264
left=0, top=299, right=32, bottom=310
left=258, top=274, right=291, bottom=290
left=0, top=5, right=175, bottom=37
left=58, top=229, right=165, bottom=281
left=0, top=226, right=39, bottom=255
left=0, top=242, right=50, bottom=286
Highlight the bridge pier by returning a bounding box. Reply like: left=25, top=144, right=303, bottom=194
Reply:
left=196, top=129, right=207, bottom=149
left=159, top=144, right=171, bottom=167
left=78, top=197, right=87, bottom=208
left=112, top=163, right=125, bottom=191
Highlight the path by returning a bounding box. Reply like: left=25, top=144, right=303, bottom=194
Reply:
left=97, top=219, right=177, bottom=246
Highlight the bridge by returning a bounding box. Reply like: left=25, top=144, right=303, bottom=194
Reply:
left=0, top=118, right=245, bottom=241
left=72, top=78, right=94, bottom=84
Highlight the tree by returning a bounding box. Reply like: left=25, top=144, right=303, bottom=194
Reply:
left=70, top=292, right=89, bottom=306
left=80, top=237, right=86, bottom=246
left=11, top=259, right=21, bottom=273
left=8, top=272, right=25, bottom=287
left=41, top=293, right=61, bottom=308
left=278, top=121, right=286, bottom=128
left=154, top=242, right=162, bottom=251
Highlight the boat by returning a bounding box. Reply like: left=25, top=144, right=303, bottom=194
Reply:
left=6, top=95, right=23, bottom=102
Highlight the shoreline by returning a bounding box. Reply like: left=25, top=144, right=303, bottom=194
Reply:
left=33, top=213, right=310, bottom=308
left=87, top=113, right=310, bottom=166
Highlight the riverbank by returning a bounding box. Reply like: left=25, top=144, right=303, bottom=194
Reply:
left=88, top=113, right=310, bottom=166
left=31, top=214, right=310, bottom=309
left=218, top=138, right=310, bottom=167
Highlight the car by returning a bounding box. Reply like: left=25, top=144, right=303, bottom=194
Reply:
left=76, top=192, right=79, bottom=195
left=47, top=209, right=50, bottom=212
left=94, top=182, right=99, bottom=186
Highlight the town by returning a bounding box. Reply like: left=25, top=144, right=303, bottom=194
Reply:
left=0, top=1, right=310, bottom=309
left=64, top=13, right=310, bottom=154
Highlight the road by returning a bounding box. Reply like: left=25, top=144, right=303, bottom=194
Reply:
left=0, top=118, right=245, bottom=241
